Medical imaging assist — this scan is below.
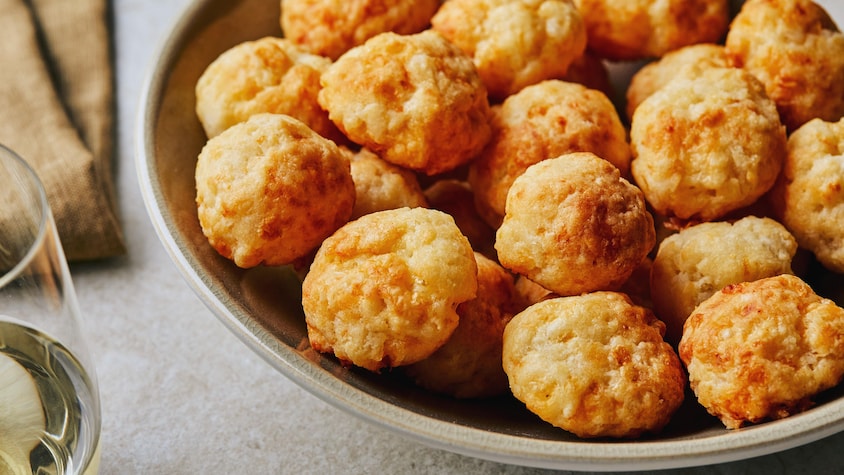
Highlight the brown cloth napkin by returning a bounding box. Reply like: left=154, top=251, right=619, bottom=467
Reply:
left=0, top=0, right=125, bottom=261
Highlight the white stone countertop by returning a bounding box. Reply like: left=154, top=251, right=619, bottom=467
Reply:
left=71, top=0, right=844, bottom=473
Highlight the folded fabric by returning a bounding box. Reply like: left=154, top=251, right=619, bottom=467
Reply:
left=0, top=0, right=125, bottom=261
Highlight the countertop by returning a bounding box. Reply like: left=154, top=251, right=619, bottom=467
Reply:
left=74, top=1, right=844, bottom=473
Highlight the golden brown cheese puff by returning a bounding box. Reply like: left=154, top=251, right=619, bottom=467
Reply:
left=770, top=118, right=844, bottom=273
left=495, top=153, right=655, bottom=296
left=403, top=253, right=520, bottom=399
left=625, top=44, right=729, bottom=122
left=195, top=37, right=344, bottom=142
left=651, top=216, right=798, bottom=345
left=503, top=292, right=686, bottom=438
left=319, top=31, right=492, bottom=176
left=423, top=179, right=496, bottom=258
left=468, top=80, right=630, bottom=228
left=279, top=0, right=440, bottom=61
left=630, top=67, right=786, bottom=223
left=346, top=147, right=427, bottom=220
left=725, top=0, right=844, bottom=132
left=679, top=274, right=844, bottom=429
left=195, top=113, right=355, bottom=268
left=431, top=0, right=587, bottom=101
left=571, top=0, right=729, bottom=61
left=302, top=207, right=478, bottom=372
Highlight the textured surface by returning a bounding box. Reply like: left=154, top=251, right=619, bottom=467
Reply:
left=302, top=208, right=477, bottom=371
left=680, top=275, right=844, bottom=429
left=503, top=293, right=685, bottom=438
left=195, top=113, right=354, bottom=267
left=73, top=0, right=844, bottom=473
left=318, top=30, right=491, bottom=175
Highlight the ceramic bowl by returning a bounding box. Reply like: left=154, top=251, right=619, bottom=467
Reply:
left=137, top=0, right=844, bottom=470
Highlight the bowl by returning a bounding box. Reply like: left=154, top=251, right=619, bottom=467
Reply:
left=136, top=0, right=844, bottom=470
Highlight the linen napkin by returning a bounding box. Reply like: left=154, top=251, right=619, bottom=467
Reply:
left=0, top=0, right=125, bottom=261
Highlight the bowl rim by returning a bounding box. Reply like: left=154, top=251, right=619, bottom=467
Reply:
left=135, top=0, right=844, bottom=470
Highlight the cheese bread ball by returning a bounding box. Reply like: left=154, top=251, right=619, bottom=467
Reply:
left=279, top=0, right=440, bottom=60
left=431, top=0, right=587, bottom=100
left=625, top=43, right=729, bottom=121
left=346, top=147, right=427, bottom=220
left=319, top=31, right=492, bottom=176
left=195, top=113, right=354, bottom=268
left=679, top=275, right=844, bottom=429
left=468, top=80, right=630, bottom=227
left=651, top=216, right=798, bottom=345
left=302, top=207, right=478, bottom=372
left=404, top=253, right=520, bottom=399
left=630, top=67, right=786, bottom=223
left=572, top=0, right=729, bottom=61
left=423, top=179, right=496, bottom=258
left=495, top=153, right=655, bottom=296
left=771, top=118, right=844, bottom=273
left=503, top=292, right=686, bottom=438
left=725, top=0, right=844, bottom=131
left=195, top=37, right=343, bottom=142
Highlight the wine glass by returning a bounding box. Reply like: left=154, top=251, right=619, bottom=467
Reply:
left=0, top=144, right=101, bottom=475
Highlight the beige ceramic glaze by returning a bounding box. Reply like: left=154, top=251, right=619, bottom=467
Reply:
left=137, top=0, right=844, bottom=470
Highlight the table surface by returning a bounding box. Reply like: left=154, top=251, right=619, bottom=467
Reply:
left=78, top=1, right=844, bottom=473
